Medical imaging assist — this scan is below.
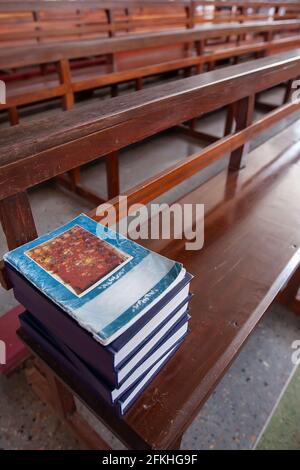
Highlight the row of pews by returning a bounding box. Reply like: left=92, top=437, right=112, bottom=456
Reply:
left=1, top=0, right=300, bottom=46
left=0, top=0, right=300, bottom=450
left=1, top=18, right=300, bottom=124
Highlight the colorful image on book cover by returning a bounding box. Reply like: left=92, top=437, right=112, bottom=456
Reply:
left=25, top=226, right=131, bottom=297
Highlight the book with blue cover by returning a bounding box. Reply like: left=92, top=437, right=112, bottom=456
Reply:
left=19, top=310, right=189, bottom=412
left=4, top=213, right=185, bottom=346
left=8, top=259, right=192, bottom=387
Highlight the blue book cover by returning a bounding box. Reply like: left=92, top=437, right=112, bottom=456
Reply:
left=5, top=214, right=184, bottom=345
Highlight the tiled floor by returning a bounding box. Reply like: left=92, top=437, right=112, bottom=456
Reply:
left=0, top=86, right=300, bottom=449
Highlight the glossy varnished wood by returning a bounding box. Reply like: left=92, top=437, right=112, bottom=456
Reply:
left=18, top=135, right=300, bottom=449
left=0, top=51, right=300, bottom=202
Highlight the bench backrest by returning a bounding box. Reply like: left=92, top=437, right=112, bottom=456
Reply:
left=0, top=1, right=299, bottom=45
left=0, top=0, right=192, bottom=45
left=1, top=19, right=300, bottom=70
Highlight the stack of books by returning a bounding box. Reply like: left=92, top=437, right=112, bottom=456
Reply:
left=4, top=214, right=192, bottom=415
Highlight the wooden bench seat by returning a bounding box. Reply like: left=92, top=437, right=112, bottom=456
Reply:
left=1, top=19, right=300, bottom=125
left=20, top=133, right=300, bottom=449
left=1, top=50, right=300, bottom=448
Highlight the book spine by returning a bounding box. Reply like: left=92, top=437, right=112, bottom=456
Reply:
left=19, top=313, right=114, bottom=406
left=7, top=265, right=117, bottom=387
left=117, top=338, right=185, bottom=416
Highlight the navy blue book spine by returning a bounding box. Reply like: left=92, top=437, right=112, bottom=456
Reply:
left=112, top=272, right=193, bottom=354
left=19, top=311, right=188, bottom=408
left=7, top=263, right=192, bottom=387
left=19, top=312, right=114, bottom=405
left=117, top=340, right=185, bottom=416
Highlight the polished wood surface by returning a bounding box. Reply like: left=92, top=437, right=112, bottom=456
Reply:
left=18, top=129, right=300, bottom=449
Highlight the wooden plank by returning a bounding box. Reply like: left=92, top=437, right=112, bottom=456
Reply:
left=106, top=151, right=120, bottom=200
left=57, top=59, right=74, bottom=110
left=229, top=94, right=255, bottom=170
left=0, top=192, right=37, bottom=249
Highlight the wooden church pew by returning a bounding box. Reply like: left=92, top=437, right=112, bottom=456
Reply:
left=1, top=1, right=300, bottom=48
left=0, top=50, right=299, bottom=448
left=1, top=19, right=300, bottom=125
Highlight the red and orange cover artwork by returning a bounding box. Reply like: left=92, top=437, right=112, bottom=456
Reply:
left=26, top=226, right=130, bottom=295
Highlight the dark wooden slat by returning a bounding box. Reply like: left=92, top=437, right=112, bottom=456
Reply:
left=106, top=151, right=120, bottom=200
left=229, top=94, right=255, bottom=170
left=0, top=192, right=37, bottom=250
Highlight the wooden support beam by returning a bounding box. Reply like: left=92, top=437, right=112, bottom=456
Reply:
left=229, top=94, right=255, bottom=170
left=105, top=9, right=115, bottom=38
left=8, top=107, right=19, bottom=126
left=283, top=79, right=295, bottom=104
left=135, top=77, right=143, bottom=91
left=57, top=59, right=74, bottom=111
left=106, top=152, right=120, bottom=200
left=224, top=102, right=236, bottom=136
left=68, top=167, right=81, bottom=192
left=195, top=39, right=205, bottom=74
left=0, top=192, right=37, bottom=250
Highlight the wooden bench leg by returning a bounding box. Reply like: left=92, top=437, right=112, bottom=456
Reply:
left=207, top=61, right=216, bottom=72
left=26, top=360, right=111, bottom=449
left=183, top=67, right=192, bottom=78
left=229, top=94, right=255, bottom=171
left=0, top=192, right=38, bottom=250
left=106, top=151, right=120, bottom=200
left=58, top=59, right=74, bottom=111
left=283, top=79, right=294, bottom=104
left=111, top=84, right=118, bottom=97
left=135, top=78, right=143, bottom=91
left=224, top=103, right=236, bottom=136
left=8, top=107, right=19, bottom=126
left=196, top=62, right=204, bottom=74
left=195, top=40, right=205, bottom=74
left=68, top=167, right=81, bottom=192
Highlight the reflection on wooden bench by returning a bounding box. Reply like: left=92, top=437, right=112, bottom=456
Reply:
left=0, top=50, right=300, bottom=448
